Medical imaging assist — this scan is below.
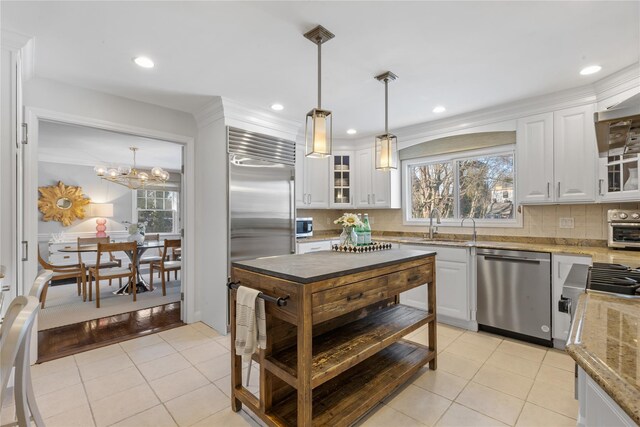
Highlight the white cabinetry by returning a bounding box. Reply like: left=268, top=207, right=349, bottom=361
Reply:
left=597, top=154, right=640, bottom=201
left=578, top=366, right=637, bottom=427
left=296, top=144, right=329, bottom=208
left=552, top=254, right=591, bottom=345
left=330, top=151, right=355, bottom=208
left=399, top=244, right=474, bottom=329
left=354, top=148, right=400, bottom=209
left=554, top=104, right=597, bottom=202
left=517, top=112, right=554, bottom=203
left=296, top=239, right=336, bottom=254
left=517, top=104, right=597, bottom=204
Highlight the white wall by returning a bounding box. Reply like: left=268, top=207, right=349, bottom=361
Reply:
left=24, top=77, right=197, bottom=138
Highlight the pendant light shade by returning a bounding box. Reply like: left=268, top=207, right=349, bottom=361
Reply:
left=304, top=25, right=334, bottom=158
left=375, top=71, right=399, bottom=170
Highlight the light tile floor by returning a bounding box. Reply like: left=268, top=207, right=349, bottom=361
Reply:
left=1, top=322, right=579, bottom=427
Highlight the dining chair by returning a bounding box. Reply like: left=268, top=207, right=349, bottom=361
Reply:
left=149, top=239, right=181, bottom=296
left=37, top=248, right=86, bottom=307
left=77, top=237, right=122, bottom=287
left=0, top=295, right=44, bottom=427
left=139, top=233, right=163, bottom=277
left=87, top=242, right=137, bottom=308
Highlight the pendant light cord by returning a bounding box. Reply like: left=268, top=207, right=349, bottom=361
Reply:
left=317, top=40, right=322, bottom=109
left=384, top=78, right=389, bottom=134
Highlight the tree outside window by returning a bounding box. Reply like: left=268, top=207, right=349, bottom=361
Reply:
left=136, top=190, right=179, bottom=233
left=406, top=150, right=515, bottom=222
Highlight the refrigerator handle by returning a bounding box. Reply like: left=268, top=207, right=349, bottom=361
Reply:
left=290, top=179, right=296, bottom=254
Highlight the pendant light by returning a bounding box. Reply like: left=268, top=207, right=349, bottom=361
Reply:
left=303, top=25, right=334, bottom=158
left=374, top=71, right=399, bottom=170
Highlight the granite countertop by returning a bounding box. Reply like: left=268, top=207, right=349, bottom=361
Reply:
left=232, top=249, right=435, bottom=284
left=299, top=234, right=640, bottom=267
left=566, top=291, right=640, bottom=425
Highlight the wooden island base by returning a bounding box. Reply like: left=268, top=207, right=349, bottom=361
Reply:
left=230, top=249, right=437, bottom=426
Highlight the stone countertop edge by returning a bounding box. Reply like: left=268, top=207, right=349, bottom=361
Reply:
left=565, top=292, right=640, bottom=425
left=231, top=250, right=436, bottom=284
left=297, top=235, right=640, bottom=267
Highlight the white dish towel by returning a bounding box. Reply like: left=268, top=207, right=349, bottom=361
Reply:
left=234, top=285, right=267, bottom=364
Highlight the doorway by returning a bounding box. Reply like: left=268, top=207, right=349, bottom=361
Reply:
left=21, top=110, right=195, bottom=361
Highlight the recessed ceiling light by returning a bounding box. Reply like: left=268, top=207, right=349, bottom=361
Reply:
left=133, top=56, right=154, bottom=69
left=580, top=65, right=601, bottom=76
left=270, top=104, right=284, bottom=111
left=432, top=105, right=446, bottom=113
left=346, top=129, right=357, bottom=135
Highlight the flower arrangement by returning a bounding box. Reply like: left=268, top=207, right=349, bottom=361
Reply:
left=334, top=213, right=362, bottom=247
left=122, top=221, right=147, bottom=245
left=333, top=213, right=364, bottom=228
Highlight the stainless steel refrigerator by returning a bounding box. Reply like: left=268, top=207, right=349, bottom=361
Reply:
left=228, top=127, right=296, bottom=266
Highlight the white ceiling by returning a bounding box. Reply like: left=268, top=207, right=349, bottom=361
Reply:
left=38, top=120, right=183, bottom=170
left=3, top=1, right=639, bottom=137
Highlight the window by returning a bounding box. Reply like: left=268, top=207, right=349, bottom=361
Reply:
left=135, top=189, right=179, bottom=233
left=404, top=147, right=516, bottom=224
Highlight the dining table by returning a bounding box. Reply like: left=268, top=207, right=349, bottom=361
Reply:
left=59, top=241, right=164, bottom=295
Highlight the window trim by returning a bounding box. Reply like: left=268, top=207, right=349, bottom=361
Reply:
left=132, top=189, right=181, bottom=235
left=402, top=145, right=522, bottom=228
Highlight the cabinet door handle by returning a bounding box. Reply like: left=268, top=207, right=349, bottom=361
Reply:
left=372, top=193, right=375, bottom=204
left=367, top=194, right=371, bottom=204
left=557, top=182, right=561, bottom=197
left=547, top=182, right=550, bottom=198
left=598, top=179, right=604, bottom=196
left=347, top=292, right=364, bottom=302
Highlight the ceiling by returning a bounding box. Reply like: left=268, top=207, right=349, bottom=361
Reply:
left=3, top=1, right=639, bottom=137
left=38, top=121, right=183, bottom=170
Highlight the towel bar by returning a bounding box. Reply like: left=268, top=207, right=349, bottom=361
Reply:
left=227, top=279, right=289, bottom=307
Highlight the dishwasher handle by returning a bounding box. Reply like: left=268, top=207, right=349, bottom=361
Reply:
left=481, top=254, right=542, bottom=264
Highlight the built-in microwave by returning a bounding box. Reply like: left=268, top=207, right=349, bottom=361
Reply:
left=296, top=217, right=313, bottom=238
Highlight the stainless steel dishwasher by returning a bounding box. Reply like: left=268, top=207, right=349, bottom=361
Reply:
left=477, top=248, right=552, bottom=346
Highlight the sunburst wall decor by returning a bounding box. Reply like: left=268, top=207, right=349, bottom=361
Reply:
left=38, top=181, right=91, bottom=226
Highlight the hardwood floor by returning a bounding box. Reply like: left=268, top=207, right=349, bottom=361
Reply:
left=37, top=302, right=183, bottom=363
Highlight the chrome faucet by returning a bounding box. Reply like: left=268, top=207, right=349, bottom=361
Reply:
left=428, top=208, right=442, bottom=239
left=461, top=217, right=477, bottom=242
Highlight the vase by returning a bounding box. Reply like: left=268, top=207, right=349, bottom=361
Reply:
left=128, top=231, right=145, bottom=245
left=623, top=167, right=638, bottom=191
left=340, top=226, right=358, bottom=247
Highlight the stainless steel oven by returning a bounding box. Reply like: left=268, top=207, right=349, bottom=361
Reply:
left=608, top=209, right=640, bottom=248
left=296, top=217, right=313, bottom=238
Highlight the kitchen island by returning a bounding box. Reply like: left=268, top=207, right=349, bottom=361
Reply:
left=229, top=249, right=437, bottom=426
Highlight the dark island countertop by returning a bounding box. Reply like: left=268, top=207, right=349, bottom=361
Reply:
left=232, top=249, right=436, bottom=284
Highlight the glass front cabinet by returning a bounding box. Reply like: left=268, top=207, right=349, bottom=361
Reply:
left=598, top=151, right=640, bottom=201
left=330, top=151, right=355, bottom=208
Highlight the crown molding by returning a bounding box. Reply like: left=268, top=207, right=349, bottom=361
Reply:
left=193, top=96, right=224, bottom=128
left=1, top=28, right=31, bottom=51
left=221, top=97, right=302, bottom=140
left=593, top=62, right=640, bottom=101
left=2, top=29, right=35, bottom=81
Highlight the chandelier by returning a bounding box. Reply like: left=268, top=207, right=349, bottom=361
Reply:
left=94, top=147, right=169, bottom=190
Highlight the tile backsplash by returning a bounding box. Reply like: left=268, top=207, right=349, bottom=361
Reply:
left=298, top=202, right=640, bottom=241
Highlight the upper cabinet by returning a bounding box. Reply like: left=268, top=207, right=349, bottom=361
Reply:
left=553, top=104, right=597, bottom=202
left=598, top=153, right=640, bottom=201
left=517, top=112, right=554, bottom=203
left=296, top=144, right=330, bottom=208
left=330, top=151, right=355, bottom=209
left=354, top=147, right=401, bottom=209
left=517, top=104, right=597, bottom=204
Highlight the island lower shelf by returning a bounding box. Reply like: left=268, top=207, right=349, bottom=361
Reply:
left=266, top=304, right=435, bottom=389
left=270, top=339, right=434, bottom=427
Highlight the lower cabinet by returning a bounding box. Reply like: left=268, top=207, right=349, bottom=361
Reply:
left=577, top=366, right=637, bottom=427
left=399, top=244, right=474, bottom=329
left=296, top=240, right=333, bottom=254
